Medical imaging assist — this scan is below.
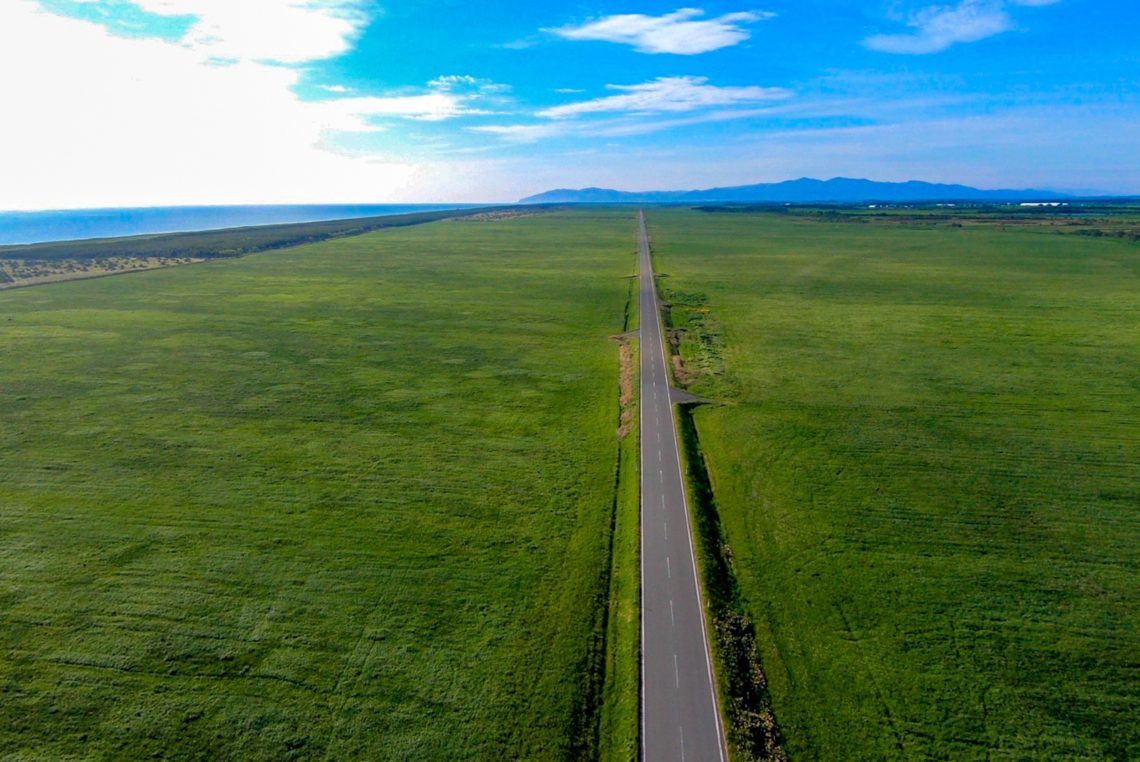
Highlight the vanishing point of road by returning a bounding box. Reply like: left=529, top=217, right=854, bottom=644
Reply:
left=638, top=211, right=728, bottom=762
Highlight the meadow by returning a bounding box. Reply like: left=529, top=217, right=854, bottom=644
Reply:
left=0, top=210, right=637, bottom=759
left=649, top=209, right=1139, bottom=760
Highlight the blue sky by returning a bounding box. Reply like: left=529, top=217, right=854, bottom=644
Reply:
left=1, top=0, right=1136, bottom=207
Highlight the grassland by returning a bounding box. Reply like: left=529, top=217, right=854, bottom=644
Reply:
left=649, top=208, right=1139, bottom=760
left=0, top=210, right=635, bottom=759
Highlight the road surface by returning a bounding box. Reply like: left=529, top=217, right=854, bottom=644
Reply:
left=638, top=211, right=728, bottom=762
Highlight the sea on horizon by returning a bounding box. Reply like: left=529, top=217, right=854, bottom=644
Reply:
left=0, top=204, right=484, bottom=247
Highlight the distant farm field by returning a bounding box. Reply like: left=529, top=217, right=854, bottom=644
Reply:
left=0, top=211, right=635, bottom=759
left=650, top=209, right=1139, bottom=760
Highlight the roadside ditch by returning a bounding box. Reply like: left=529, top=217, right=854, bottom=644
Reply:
left=586, top=267, right=642, bottom=762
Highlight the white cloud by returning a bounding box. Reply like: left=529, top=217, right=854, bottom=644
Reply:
left=472, top=123, right=573, bottom=142
left=430, top=75, right=480, bottom=90
left=864, top=0, right=1061, bottom=54
left=129, top=0, right=369, bottom=63
left=333, top=93, right=483, bottom=123
left=428, top=75, right=511, bottom=94
left=550, top=8, right=774, bottom=55
left=537, top=76, right=791, bottom=119
left=864, top=1, right=1010, bottom=54
left=473, top=76, right=792, bottom=144
left=471, top=106, right=783, bottom=144
left=473, top=76, right=793, bottom=144
left=0, top=1, right=498, bottom=209
left=589, top=107, right=780, bottom=137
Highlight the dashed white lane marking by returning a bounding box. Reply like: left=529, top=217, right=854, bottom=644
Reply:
left=663, top=519, right=668, bottom=541
left=670, top=599, right=675, bottom=627
left=666, top=556, right=672, bottom=578
left=674, top=654, right=681, bottom=688
left=680, top=726, right=686, bottom=762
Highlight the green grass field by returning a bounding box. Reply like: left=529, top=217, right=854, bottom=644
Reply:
left=649, top=209, right=1139, bottom=760
left=0, top=210, right=636, bottom=759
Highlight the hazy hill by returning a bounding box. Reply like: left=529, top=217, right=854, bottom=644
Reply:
left=519, top=177, right=1070, bottom=204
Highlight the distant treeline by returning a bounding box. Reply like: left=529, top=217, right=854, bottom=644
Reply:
left=695, top=202, right=1140, bottom=216
left=0, top=206, right=509, bottom=262
left=693, top=203, right=1140, bottom=241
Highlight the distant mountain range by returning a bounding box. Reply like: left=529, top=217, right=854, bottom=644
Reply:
left=519, top=177, right=1071, bottom=205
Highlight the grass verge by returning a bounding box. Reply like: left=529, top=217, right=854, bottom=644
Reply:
left=600, top=267, right=641, bottom=762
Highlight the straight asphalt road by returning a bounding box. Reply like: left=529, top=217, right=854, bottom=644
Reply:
left=638, top=211, right=728, bottom=762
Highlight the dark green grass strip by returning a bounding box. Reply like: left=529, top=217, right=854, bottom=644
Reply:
left=0, top=206, right=518, bottom=262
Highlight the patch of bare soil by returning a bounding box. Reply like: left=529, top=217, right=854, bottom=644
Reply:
left=671, top=352, right=700, bottom=388
left=0, top=256, right=202, bottom=290
left=450, top=210, right=548, bottom=223
left=613, top=337, right=635, bottom=439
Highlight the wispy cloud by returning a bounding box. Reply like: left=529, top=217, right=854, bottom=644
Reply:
left=538, top=76, right=790, bottom=119
left=864, top=0, right=1061, bottom=55
left=590, top=107, right=788, bottom=138
left=471, top=107, right=788, bottom=144
left=549, top=8, right=774, bottom=55
left=864, top=1, right=1010, bottom=54
left=332, top=92, right=485, bottom=124
left=473, top=78, right=792, bottom=143
left=428, top=74, right=511, bottom=95
left=471, top=123, right=572, bottom=142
